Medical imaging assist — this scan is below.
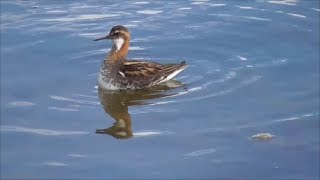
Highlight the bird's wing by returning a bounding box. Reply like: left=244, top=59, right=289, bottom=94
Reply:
left=119, top=60, right=187, bottom=88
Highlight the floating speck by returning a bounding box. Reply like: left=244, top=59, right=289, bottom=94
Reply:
left=251, top=133, right=275, bottom=140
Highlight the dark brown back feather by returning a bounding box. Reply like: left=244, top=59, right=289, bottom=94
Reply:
left=119, top=60, right=187, bottom=88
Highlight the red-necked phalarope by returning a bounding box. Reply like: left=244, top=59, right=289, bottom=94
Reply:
left=94, top=25, right=188, bottom=90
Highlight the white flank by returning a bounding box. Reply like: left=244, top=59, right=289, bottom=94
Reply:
left=159, top=66, right=188, bottom=84
left=113, top=38, right=124, bottom=51
left=118, top=71, right=125, bottom=77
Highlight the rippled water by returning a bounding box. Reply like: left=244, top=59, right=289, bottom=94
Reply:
left=1, top=0, right=319, bottom=179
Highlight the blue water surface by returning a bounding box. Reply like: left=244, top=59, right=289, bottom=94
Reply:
left=1, top=0, right=319, bottom=179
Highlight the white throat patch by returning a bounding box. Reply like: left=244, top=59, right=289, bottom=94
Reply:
left=113, top=38, right=124, bottom=51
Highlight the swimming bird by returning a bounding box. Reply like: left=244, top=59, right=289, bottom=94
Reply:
left=94, top=25, right=188, bottom=90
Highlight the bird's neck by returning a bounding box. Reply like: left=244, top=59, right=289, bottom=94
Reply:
left=106, top=37, right=130, bottom=64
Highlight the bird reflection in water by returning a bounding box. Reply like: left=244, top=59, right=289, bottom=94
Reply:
left=96, top=80, right=185, bottom=139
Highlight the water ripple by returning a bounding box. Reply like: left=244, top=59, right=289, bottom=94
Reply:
left=209, top=13, right=271, bottom=21
left=7, top=101, right=36, bottom=107
left=42, top=162, right=69, bottom=167
left=68, top=154, right=87, bottom=158
left=267, top=0, right=298, bottom=6
left=133, top=130, right=173, bottom=137
left=311, top=8, right=320, bottom=12
left=195, top=112, right=319, bottom=133
left=39, top=14, right=120, bottom=22
left=50, top=95, right=100, bottom=106
left=287, top=13, right=306, bottom=18
left=184, top=148, right=216, bottom=159
left=0, top=125, right=89, bottom=136
left=48, top=107, right=79, bottom=112
left=137, top=10, right=163, bottom=15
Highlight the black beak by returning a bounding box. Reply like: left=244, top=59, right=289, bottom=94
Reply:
left=93, top=35, right=110, bottom=41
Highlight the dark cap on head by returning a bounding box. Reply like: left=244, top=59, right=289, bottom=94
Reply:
left=94, top=25, right=129, bottom=41
left=110, top=25, right=128, bottom=33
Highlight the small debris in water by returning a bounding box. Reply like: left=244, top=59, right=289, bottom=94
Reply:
left=251, top=133, right=275, bottom=140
